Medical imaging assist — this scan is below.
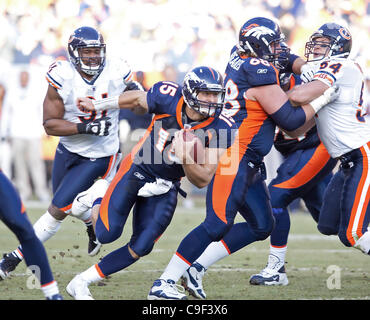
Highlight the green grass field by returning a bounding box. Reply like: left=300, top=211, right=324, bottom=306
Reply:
left=0, top=202, right=369, bottom=300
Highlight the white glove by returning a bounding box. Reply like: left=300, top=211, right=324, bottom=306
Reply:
left=300, top=63, right=319, bottom=83
left=310, top=85, right=340, bottom=113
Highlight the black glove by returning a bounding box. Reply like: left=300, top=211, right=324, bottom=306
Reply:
left=77, top=116, right=112, bottom=136
left=123, top=80, right=144, bottom=92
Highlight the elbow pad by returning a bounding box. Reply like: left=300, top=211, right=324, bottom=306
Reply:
left=270, top=100, right=306, bottom=131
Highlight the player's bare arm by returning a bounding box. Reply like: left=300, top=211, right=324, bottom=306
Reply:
left=43, top=85, right=81, bottom=136
left=288, top=79, right=330, bottom=105
left=77, top=90, right=148, bottom=115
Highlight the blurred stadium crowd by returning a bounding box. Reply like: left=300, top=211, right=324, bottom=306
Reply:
left=0, top=0, right=369, bottom=202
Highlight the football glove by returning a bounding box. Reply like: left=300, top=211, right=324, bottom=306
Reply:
left=77, top=116, right=112, bottom=136
left=300, top=63, right=319, bottom=83
left=124, top=80, right=144, bottom=92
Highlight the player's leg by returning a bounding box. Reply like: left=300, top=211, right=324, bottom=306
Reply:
left=0, top=172, right=62, bottom=299
left=4, top=146, right=118, bottom=272
left=317, top=169, right=344, bottom=236
left=66, top=164, right=144, bottom=299
left=149, top=160, right=250, bottom=299
left=251, top=145, right=335, bottom=285
left=181, top=172, right=274, bottom=298
left=337, top=148, right=370, bottom=254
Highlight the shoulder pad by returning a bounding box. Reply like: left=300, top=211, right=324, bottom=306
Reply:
left=45, top=60, right=74, bottom=90
left=147, top=81, right=181, bottom=114
left=106, top=57, right=133, bottom=83
left=313, top=57, right=348, bottom=86
left=243, top=58, right=279, bottom=87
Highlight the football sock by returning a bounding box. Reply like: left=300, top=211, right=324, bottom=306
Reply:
left=160, top=253, right=191, bottom=282
left=79, top=265, right=105, bottom=285
left=33, top=211, right=63, bottom=243
left=195, top=240, right=230, bottom=270
left=269, top=245, right=287, bottom=264
left=41, top=280, right=60, bottom=299
left=15, top=211, right=62, bottom=259
left=160, top=224, right=213, bottom=282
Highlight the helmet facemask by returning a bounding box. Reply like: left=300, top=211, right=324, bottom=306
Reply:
left=74, top=45, right=106, bottom=76
left=191, top=88, right=225, bottom=118
left=304, top=36, right=332, bottom=62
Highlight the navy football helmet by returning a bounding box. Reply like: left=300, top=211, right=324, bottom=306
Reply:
left=182, top=66, right=225, bottom=118
left=68, top=26, right=106, bottom=76
left=238, top=17, right=290, bottom=69
left=304, top=23, right=352, bottom=62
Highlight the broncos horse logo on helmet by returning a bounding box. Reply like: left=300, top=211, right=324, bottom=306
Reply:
left=182, top=66, right=225, bottom=118
left=304, top=22, right=352, bottom=62
left=68, top=26, right=106, bottom=76
left=238, top=17, right=290, bottom=69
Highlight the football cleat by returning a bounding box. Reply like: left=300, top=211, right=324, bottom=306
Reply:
left=249, top=254, right=289, bottom=286
left=147, top=279, right=187, bottom=300
left=181, top=262, right=206, bottom=299
left=86, top=225, right=102, bottom=256
left=71, top=179, right=109, bottom=218
left=46, top=294, right=64, bottom=300
left=0, top=253, right=22, bottom=280
left=66, top=274, right=94, bottom=300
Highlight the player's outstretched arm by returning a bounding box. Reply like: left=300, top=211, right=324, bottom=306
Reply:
left=77, top=90, right=148, bottom=115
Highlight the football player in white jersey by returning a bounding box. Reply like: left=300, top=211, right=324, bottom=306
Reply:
left=290, top=23, right=370, bottom=256
left=281, top=23, right=370, bottom=255
left=0, top=26, right=138, bottom=279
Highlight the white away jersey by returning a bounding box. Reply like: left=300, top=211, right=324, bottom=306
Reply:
left=45, top=57, right=133, bottom=158
left=313, top=57, right=370, bottom=158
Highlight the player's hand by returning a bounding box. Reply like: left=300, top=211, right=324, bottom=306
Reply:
left=322, top=85, right=340, bottom=104
left=77, top=97, right=96, bottom=113
left=300, top=63, right=319, bottom=83
left=77, top=117, right=112, bottom=136
left=124, top=81, right=144, bottom=92
left=170, top=130, right=196, bottom=164
left=310, top=85, right=340, bottom=113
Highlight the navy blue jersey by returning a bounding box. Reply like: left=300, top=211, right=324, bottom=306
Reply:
left=274, top=73, right=320, bottom=156
left=223, top=45, right=279, bottom=160
left=133, top=81, right=237, bottom=181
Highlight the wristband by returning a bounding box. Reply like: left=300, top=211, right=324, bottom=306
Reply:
left=77, top=123, right=87, bottom=134
left=309, top=95, right=326, bottom=113
left=92, top=96, right=120, bottom=111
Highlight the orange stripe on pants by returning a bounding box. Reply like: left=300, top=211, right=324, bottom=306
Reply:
left=99, top=114, right=170, bottom=231
left=273, top=143, right=331, bottom=189
left=346, top=143, right=370, bottom=245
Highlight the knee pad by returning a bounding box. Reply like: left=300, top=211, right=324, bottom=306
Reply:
left=317, top=224, right=338, bottom=236
left=96, top=224, right=121, bottom=244
left=129, top=241, right=154, bottom=257
left=252, top=226, right=273, bottom=241
left=202, top=220, right=232, bottom=242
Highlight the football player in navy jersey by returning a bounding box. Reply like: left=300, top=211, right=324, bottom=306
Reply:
left=175, top=20, right=342, bottom=299
left=0, top=170, right=62, bottom=299
left=64, top=66, right=238, bottom=299
left=144, top=18, right=340, bottom=300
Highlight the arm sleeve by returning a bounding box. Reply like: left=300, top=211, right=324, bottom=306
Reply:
left=270, top=100, right=306, bottom=131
